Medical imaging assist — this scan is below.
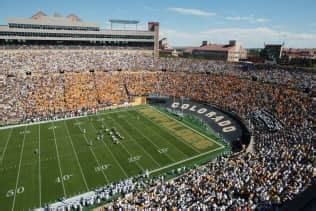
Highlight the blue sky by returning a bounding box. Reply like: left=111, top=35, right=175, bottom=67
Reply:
left=0, top=0, right=315, bottom=48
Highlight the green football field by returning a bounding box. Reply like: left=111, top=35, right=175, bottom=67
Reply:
left=0, top=105, right=225, bottom=210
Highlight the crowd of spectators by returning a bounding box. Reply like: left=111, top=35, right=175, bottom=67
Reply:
left=0, top=49, right=154, bottom=75
left=0, top=44, right=154, bottom=51
left=158, top=57, right=313, bottom=89
left=100, top=71, right=313, bottom=209
left=0, top=48, right=314, bottom=209
left=252, top=109, right=283, bottom=131
left=0, top=49, right=313, bottom=88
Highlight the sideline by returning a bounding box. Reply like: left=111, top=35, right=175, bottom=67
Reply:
left=149, top=145, right=225, bottom=174
left=0, top=106, right=138, bottom=130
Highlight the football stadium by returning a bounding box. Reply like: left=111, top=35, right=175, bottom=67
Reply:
left=0, top=7, right=315, bottom=211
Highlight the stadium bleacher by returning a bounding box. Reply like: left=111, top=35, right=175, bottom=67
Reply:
left=0, top=47, right=314, bottom=210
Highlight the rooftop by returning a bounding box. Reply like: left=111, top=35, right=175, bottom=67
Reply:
left=7, top=11, right=99, bottom=28
left=185, top=44, right=236, bottom=53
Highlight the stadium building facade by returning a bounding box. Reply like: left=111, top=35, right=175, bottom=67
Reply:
left=184, top=40, right=247, bottom=62
left=0, top=11, right=159, bottom=58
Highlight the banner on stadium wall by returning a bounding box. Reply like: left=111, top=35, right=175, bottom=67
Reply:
left=148, top=97, right=249, bottom=149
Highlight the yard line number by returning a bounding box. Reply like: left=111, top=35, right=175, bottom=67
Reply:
left=128, top=156, right=141, bottom=163
left=19, top=130, right=30, bottom=135
left=158, top=148, right=168, bottom=154
left=6, top=186, right=24, bottom=197
left=56, top=174, right=73, bottom=183
left=95, top=164, right=111, bottom=172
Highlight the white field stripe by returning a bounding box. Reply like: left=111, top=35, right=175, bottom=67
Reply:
left=51, top=122, right=67, bottom=197
left=136, top=108, right=201, bottom=154
left=0, top=107, right=141, bottom=131
left=2, top=145, right=99, bottom=170
left=132, top=110, right=187, bottom=161
left=111, top=115, right=162, bottom=168
left=11, top=126, right=27, bottom=211
left=63, top=120, right=90, bottom=192
left=149, top=145, right=225, bottom=174
left=75, top=119, right=109, bottom=184
left=88, top=117, right=129, bottom=178
left=107, top=116, right=145, bottom=171
left=34, top=148, right=224, bottom=210
left=38, top=124, right=42, bottom=207
left=150, top=106, right=225, bottom=149
left=0, top=128, right=13, bottom=166
left=119, top=112, right=177, bottom=162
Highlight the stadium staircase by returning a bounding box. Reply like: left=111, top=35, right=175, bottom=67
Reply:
left=123, top=83, right=131, bottom=102
left=91, top=71, right=101, bottom=103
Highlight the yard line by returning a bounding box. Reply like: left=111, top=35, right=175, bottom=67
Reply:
left=127, top=111, right=186, bottom=161
left=2, top=149, right=93, bottom=170
left=63, top=120, right=90, bottom=192
left=97, top=106, right=141, bottom=116
left=0, top=128, right=13, bottom=166
left=110, top=115, right=161, bottom=168
left=75, top=119, right=110, bottom=184
left=149, top=106, right=225, bottom=148
left=51, top=122, right=67, bottom=197
left=149, top=145, right=225, bottom=174
left=38, top=124, right=42, bottom=207
left=117, top=113, right=177, bottom=162
left=138, top=109, right=200, bottom=154
left=106, top=116, right=145, bottom=171
left=0, top=107, right=141, bottom=131
left=11, top=126, right=27, bottom=211
left=88, top=117, right=129, bottom=178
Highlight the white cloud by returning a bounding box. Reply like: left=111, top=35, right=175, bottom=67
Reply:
left=255, top=18, right=270, bottom=23
left=168, top=7, right=216, bottom=17
left=160, top=27, right=316, bottom=48
left=226, top=16, right=269, bottom=23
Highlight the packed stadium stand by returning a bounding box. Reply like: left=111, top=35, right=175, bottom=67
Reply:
left=0, top=45, right=314, bottom=210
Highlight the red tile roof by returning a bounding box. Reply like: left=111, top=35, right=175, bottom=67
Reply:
left=185, top=44, right=235, bottom=53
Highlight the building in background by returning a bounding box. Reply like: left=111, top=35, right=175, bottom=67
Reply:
left=282, top=48, right=316, bottom=59
left=0, top=11, right=159, bottom=58
left=184, top=40, right=247, bottom=62
left=261, top=43, right=284, bottom=64
left=279, top=48, right=316, bottom=68
left=246, top=48, right=265, bottom=63
left=147, top=22, right=159, bottom=59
